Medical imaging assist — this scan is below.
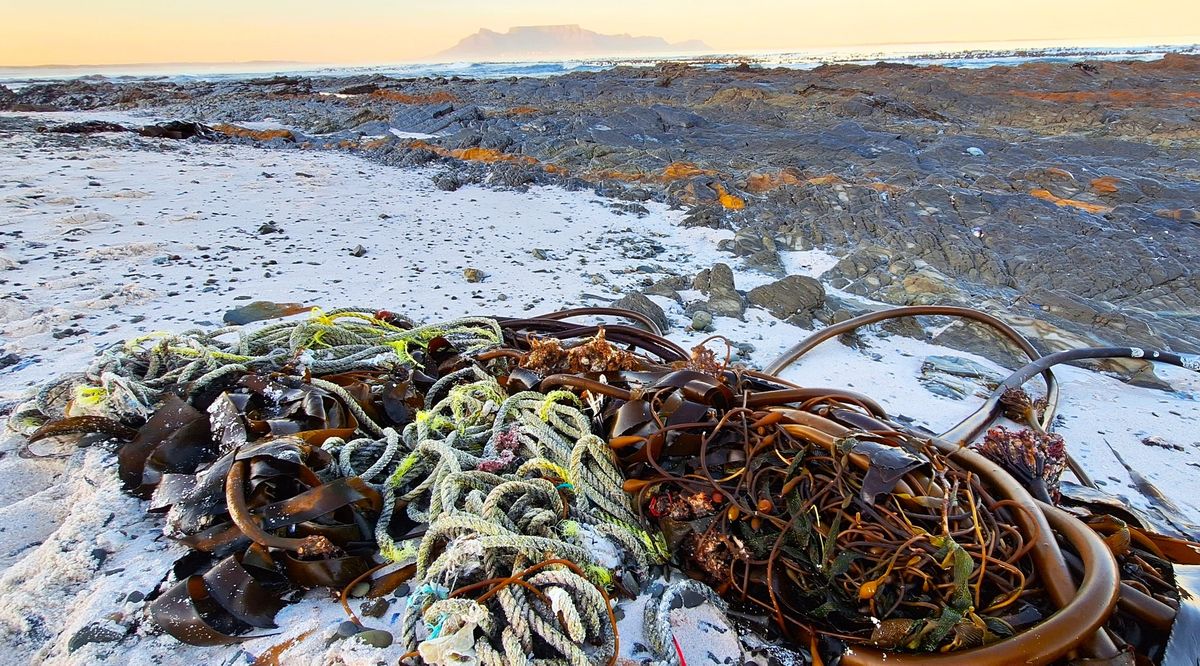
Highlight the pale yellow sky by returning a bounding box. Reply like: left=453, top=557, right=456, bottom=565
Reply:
left=2, top=0, right=1198, bottom=66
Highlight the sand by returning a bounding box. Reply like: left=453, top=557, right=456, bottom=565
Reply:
left=0, top=115, right=1197, bottom=664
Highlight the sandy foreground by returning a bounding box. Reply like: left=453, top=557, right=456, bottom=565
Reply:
left=0, top=114, right=1198, bottom=664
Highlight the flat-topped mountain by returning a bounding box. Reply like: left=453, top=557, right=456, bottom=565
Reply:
left=436, top=24, right=711, bottom=59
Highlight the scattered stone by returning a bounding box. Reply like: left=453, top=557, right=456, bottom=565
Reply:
left=747, top=275, right=826, bottom=322
left=433, top=172, right=462, bottom=192
left=355, top=629, right=394, bottom=648
left=349, top=244, right=367, bottom=258
left=613, top=292, right=669, bottom=334
left=1142, top=436, right=1185, bottom=452
left=67, top=623, right=124, bottom=653
left=337, top=621, right=363, bottom=638
left=463, top=267, right=485, bottom=283
left=919, top=355, right=1004, bottom=400
left=704, top=263, right=746, bottom=319
left=359, top=597, right=390, bottom=618
left=966, top=146, right=986, bottom=156
left=0, top=353, right=19, bottom=370
left=52, top=327, right=86, bottom=340
left=690, top=310, right=713, bottom=332
left=257, top=221, right=282, bottom=235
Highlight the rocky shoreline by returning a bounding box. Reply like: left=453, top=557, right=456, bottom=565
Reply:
left=4, top=54, right=1200, bottom=387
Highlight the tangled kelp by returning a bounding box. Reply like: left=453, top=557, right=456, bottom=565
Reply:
left=8, top=305, right=1200, bottom=664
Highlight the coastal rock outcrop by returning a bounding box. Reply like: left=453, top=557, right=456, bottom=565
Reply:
left=9, top=54, right=1200, bottom=372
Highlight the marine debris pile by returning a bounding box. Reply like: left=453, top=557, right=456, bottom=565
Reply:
left=8, top=305, right=1200, bottom=664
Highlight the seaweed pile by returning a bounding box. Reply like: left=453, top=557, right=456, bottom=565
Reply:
left=9, top=305, right=1200, bottom=664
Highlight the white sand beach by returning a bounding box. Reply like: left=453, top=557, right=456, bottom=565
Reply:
left=1, top=115, right=1197, bottom=664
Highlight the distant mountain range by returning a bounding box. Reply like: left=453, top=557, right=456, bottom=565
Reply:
left=437, top=25, right=711, bottom=60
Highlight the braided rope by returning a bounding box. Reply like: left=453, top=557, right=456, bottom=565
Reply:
left=6, top=309, right=736, bottom=664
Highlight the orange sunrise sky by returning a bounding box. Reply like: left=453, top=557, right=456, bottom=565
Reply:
left=2, top=0, right=1198, bottom=66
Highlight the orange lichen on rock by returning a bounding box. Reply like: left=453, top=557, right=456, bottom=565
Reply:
left=1154, top=208, right=1199, bottom=221
left=1030, top=189, right=1113, bottom=214
left=507, top=106, right=540, bottom=116
left=868, top=182, right=905, bottom=194
left=211, top=123, right=295, bottom=142
left=744, top=169, right=804, bottom=193
left=1090, top=176, right=1122, bottom=194
left=408, top=140, right=537, bottom=165
left=371, top=89, right=457, bottom=104
left=1044, top=167, right=1075, bottom=181
left=1010, top=89, right=1200, bottom=107
left=543, top=163, right=568, bottom=174
left=590, top=161, right=715, bottom=183
left=712, top=183, right=746, bottom=210
left=662, top=162, right=713, bottom=180
left=807, top=174, right=847, bottom=186
left=359, top=137, right=391, bottom=150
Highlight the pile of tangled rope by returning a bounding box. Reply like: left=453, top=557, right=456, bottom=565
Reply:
left=8, top=304, right=1200, bottom=665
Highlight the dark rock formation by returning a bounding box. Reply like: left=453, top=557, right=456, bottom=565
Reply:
left=7, top=54, right=1200, bottom=375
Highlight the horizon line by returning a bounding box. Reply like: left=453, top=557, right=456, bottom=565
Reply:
left=3, top=34, right=1199, bottom=70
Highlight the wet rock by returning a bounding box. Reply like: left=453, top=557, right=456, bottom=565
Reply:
left=747, top=275, right=825, bottom=322
left=613, top=292, right=669, bottom=333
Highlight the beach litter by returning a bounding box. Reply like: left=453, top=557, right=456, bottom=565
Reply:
left=7, top=304, right=1200, bottom=665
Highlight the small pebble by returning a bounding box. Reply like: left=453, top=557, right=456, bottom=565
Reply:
left=350, top=582, right=371, bottom=598
left=337, top=620, right=363, bottom=638
left=356, top=629, right=394, bottom=648
left=360, top=597, right=390, bottom=618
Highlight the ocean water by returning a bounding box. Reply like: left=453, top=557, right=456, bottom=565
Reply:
left=2, top=42, right=1198, bottom=90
